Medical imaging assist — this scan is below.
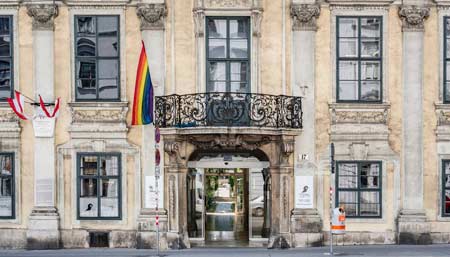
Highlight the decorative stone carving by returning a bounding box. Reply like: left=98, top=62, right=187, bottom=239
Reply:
left=349, top=142, right=369, bottom=160
left=188, top=134, right=271, bottom=150
left=282, top=176, right=289, bottom=219
left=331, top=109, right=388, bottom=124
left=168, top=175, right=176, bottom=222
left=280, top=139, right=295, bottom=164
left=71, top=109, right=127, bottom=123
left=252, top=8, right=263, bottom=37
left=205, top=0, right=252, bottom=8
left=398, top=5, right=430, bottom=32
left=0, top=109, right=17, bottom=123
left=164, top=140, right=184, bottom=165
left=26, top=4, right=58, bottom=31
left=193, top=8, right=205, bottom=37
left=136, top=3, right=167, bottom=31
left=290, top=4, right=320, bottom=31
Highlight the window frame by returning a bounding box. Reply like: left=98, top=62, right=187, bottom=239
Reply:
left=336, top=16, right=383, bottom=103
left=444, top=17, right=450, bottom=103
left=442, top=160, right=450, bottom=217
left=205, top=16, right=251, bottom=93
left=335, top=160, right=382, bottom=218
left=76, top=152, right=122, bottom=220
left=0, top=152, right=14, bottom=219
left=0, top=15, right=13, bottom=102
left=74, top=15, right=121, bottom=102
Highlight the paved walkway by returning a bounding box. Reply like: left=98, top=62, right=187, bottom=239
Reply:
left=0, top=245, right=449, bottom=257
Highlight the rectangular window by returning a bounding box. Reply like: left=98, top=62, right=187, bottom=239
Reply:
left=337, top=17, right=382, bottom=102
left=206, top=17, right=250, bottom=93
left=444, top=17, right=450, bottom=103
left=75, top=16, right=120, bottom=101
left=0, top=16, right=13, bottom=101
left=336, top=161, right=382, bottom=218
left=442, top=161, right=450, bottom=217
left=77, top=153, right=121, bottom=219
left=0, top=153, right=14, bottom=219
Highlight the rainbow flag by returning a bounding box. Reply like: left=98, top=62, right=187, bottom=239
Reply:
left=132, top=41, right=154, bottom=125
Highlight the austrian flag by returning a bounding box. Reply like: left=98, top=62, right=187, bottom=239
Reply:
left=39, top=95, right=60, bottom=118
left=6, top=91, right=30, bottom=120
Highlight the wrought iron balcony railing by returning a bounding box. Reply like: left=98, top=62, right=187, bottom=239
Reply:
left=155, top=92, right=303, bottom=129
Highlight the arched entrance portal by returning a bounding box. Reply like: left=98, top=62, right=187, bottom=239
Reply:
left=187, top=152, right=271, bottom=245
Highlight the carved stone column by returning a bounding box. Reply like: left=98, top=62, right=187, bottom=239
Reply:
left=397, top=5, right=431, bottom=245
left=290, top=2, right=323, bottom=248
left=25, top=3, right=60, bottom=250
left=135, top=2, right=169, bottom=250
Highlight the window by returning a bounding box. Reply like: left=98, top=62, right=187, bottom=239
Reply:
left=0, top=16, right=13, bottom=101
left=442, top=161, right=450, bottom=217
left=0, top=153, right=14, bottom=219
left=206, top=17, right=250, bottom=93
left=336, top=161, right=382, bottom=218
left=444, top=17, right=450, bottom=103
left=77, top=153, right=121, bottom=219
left=337, top=17, right=382, bottom=102
left=75, top=16, right=120, bottom=101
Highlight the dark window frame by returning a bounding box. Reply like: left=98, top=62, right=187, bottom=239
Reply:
left=206, top=16, right=251, bottom=93
left=335, top=161, right=382, bottom=218
left=336, top=16, right=383, bottom=103
left=444, top=17, right=450, bottom=103
left=74, top=15, right=120, bottom=102
left=0, top=152, right=14, bottom=219
left=442, top=160, right=450, bottom=217
left=76, top=152, right=122, bottom=220
left=0, top=16, right=13, bottom=102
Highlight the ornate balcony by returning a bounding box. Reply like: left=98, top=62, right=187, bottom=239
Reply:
left=155, top=92, right=303, bottom=129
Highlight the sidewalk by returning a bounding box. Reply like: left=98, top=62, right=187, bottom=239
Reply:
left=0, top=245, right=449, bottom=257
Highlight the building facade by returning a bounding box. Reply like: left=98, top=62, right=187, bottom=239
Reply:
left=0, top=0, right=449, bottom=250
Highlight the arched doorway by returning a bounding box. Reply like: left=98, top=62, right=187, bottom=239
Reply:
left=186, top=151, right=271, bottom=245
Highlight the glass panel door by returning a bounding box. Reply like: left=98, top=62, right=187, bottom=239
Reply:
left=188, top=168, right=204, bottom=239
left=249, top=168, right=266, bottom=239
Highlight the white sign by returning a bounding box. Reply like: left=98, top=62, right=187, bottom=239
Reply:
left=145, top=175, right=163, bottom=209
left=295, top=175, right=314, bottom=209
left=32, top=117, right=55, bottom=138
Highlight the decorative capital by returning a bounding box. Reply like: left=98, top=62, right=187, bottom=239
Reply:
left=290, top=4, right=320, bottom=31
left=26, top=4, right=58, bottom=31
left=252, top=8, right=263, bottom=37
left=398, top=5, right=430, bottom=32
left=193, top=8, right=205, bottom=38
left=136, top=3, right=167, bottom=31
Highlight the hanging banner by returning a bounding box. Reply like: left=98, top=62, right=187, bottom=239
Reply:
left=295, top=175, right=314, bottom=209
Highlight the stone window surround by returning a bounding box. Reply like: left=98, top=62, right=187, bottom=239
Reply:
left=195, top=9, right=262, bottom=94
left=69, top=7, right=127, bottom=105
left=0, top=7, right=20, bottom=226
left=330, top=6, right=389, bottom=104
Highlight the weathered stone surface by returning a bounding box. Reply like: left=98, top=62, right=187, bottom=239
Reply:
left=110, top=231, right=136, bottom=248
left=0, top=229, right=27, bottom=249
left=60, top=230, right=89, bottom=248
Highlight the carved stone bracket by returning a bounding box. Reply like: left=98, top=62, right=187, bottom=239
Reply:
left=193, top=8, right=205, bottom=38
left=290, top=4, right=320, bottom=31
left=136, top=3, right=167, bottom=31
left=398, top=5, right=430, bottom=32
left=188, top=134, right=271, bottom=151
left=164, top=140, right=184, bottom=167
left=26, top=4, right=58, bottom=31
left=280, top=138, right=295, bottom=165
left=252, top=8, right=263, bottom=37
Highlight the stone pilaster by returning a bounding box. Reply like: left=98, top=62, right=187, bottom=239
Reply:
left=290, top=2, right=322, bottom=248
left=397, top=4, right=431, bottom=245
left=25, top=3, right=60, bottom=250
left=135, top=2, right=169, bottom=250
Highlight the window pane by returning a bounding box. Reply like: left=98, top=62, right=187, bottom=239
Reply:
left=339, top=191, right=357, bottom=203
left=209, top=39, right=227, bottom=58
left=361, top=18, right=381, bottom=38
left=98, top=59, right=118, bottom=79
left=77, top=17, right=95, bottom=35
left=338, top=81, right=358, bottom=101
left=339, top=163, right=357, bottom=175
left=0, top=155, right=12, bottom=175
left=0, top=58, right=10, bottom=99
left=230, top=82, right=248, bottom=93
left=208, top=19, right=226, bottom=38
left=447, top=39, right=450, bottom=57
left=446, top=83, right=450, bottom=101
left=80, top=178, right=98, bottom=197
left=76, top=80, right=96, bottom=100
left=231, top=62, right=247, bottom=81
left=339, top=61, right=358, bottom=80
left=230, top=20, right=249, bottom=38
left=77, top=59, right=96, bottom=79
left=445, top=173, right=450, bottom=188
left=361, top=81, right=381, bottom=101
left=81, top=156, right=97, bottom=176
left=361, top=163, right=380, bottom=188
left=445, top=190, right=450, bottom=215
left=339, top=176, right=357, bottom=189
left=361, top=61, right=380, bottom=80
left=230, top=39, right=248, bottom=58
left=80, top=197, right=98, bottom=217
left=98, top=37, right=118, bottom=57
left=98, top=79, right=118, bottom=99
left=339, top=38, right=358, bottom=57
left=0, top=18, right=10, bottom=35
left=0, top=194, right=12, bottom=217
left=100, top=156, right=119, bottom=176
left=445, top=162, right=450, bottom=175
left=361, top=38, right=380, bottom=57
left=100, top=179, right=119, bottom=217
left=0, top=36, right=10, bottom=57
left=0, top=177, right=11, bottom=196
left=360, top=192, right=380, bottom=216
left=339, top=18, right=358, bottom=37
left=208, top=82, right=226, bottom=92
left=77, top=37, right=96, bottom=56
left=209, top=62, right=226, bottom=81
left=97, top=17, right=118, bottom=37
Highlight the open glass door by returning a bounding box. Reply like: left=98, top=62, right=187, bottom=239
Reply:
left=187, top=168, right=204, bottom=239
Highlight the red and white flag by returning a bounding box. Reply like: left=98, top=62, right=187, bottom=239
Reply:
left=39, top=95, right=60, bottom=118
left=6, top=91, right=29, bottom=120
